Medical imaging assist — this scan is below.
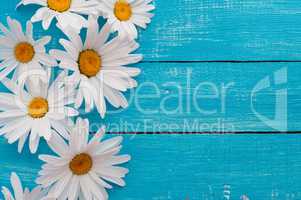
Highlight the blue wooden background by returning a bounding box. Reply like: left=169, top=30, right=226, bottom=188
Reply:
left=1, top=0, right=301, bottom=199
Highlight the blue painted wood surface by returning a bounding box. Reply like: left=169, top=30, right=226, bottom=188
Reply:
left=1, top=135, right=301, bottom=200
left=3, top=0, right=301, bottom=61
left=86, top=62, right=300, bottom=132
left=0, top=0, right=300, bottom=199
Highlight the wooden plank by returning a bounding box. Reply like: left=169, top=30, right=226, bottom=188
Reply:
left=80, top=62, right=300, bottom=132
left=139, top=0, right=301, bottom=61
left=4, top=0, right=301, bottom=61
left=1, top=135, right=301, bottom=199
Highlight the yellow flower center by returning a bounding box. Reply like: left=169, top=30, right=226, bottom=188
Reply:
left=14, top=42, right=35, bottom=63
left=69, top=153, right=93, bottom=175
left=114, top=0, right=132, bottom=21
left=47, top=0, right=71, bottom=12
left=78, top=50, right=101, bottom=77
left=28, top=97, right=49, bottom=118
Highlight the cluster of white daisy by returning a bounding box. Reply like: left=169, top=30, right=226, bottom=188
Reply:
left=0, top=0, right=154, bottom=199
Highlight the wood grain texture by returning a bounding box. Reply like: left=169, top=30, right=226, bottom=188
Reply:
left=1, top=135, right=301, bottom=200
left=4, top=0, right=301, bottom=61
left=84, top=62, right=300, bottom=132
left=139, top=0, right=301, bottom=61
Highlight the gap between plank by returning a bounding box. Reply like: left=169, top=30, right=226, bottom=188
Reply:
left=106, top=131, right=301, bottom=135
left=141, top=60, right=301, bottom=63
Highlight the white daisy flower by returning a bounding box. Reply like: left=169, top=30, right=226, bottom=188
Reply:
left=1, top=172, right=46, bottom=200
left=99, top=0, right=155, bottom=39
left=0, top=71, right=78, bottom=154
left=0, top=17, right=56, bottom=82
left=50, top=16, right=142, bottom=118
left=36, top=118, right=131, bottom=200
left=17, top=0, right=100, bottom=33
